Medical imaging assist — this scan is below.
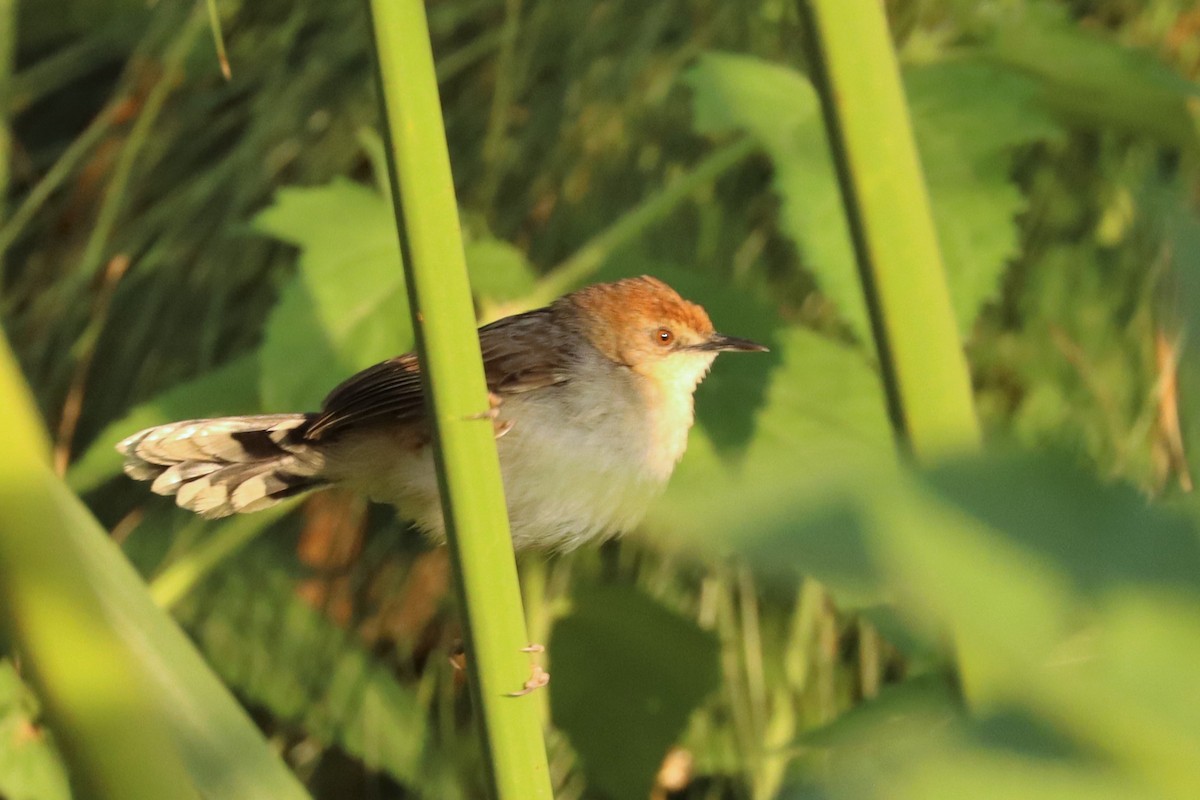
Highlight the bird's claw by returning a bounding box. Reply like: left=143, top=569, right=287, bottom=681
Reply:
left=465, top=393, right=512, bottom=438
left=465, top=392, right=503, bottom=421
left=507, top=664, right=549, bottom=697
left=507, top=643, right=548, bottom=696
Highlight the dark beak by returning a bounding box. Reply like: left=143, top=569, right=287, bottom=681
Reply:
left=698, top=332, right=769, bottom=353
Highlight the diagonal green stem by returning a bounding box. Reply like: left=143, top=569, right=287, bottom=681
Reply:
left=363, top=2, right=553, bottom=798
left=150, top=502, right=295, bottom=609
left=0, top=0, right=12, bottom=231
left=0, top=330, right=311, bottom=800
left=0, top=102, right=122, bottom=267
left=70, top=8, right=205, bottom=303
left=532, top=135, right=756, bottom=305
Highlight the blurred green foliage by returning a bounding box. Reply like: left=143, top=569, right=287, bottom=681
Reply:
left=5, top=0, right=1200, bottom=798
left=0, top=661, right=70, bottom=800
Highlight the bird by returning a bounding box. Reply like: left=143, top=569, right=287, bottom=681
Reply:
left=118, top=275, right=767, bottom=551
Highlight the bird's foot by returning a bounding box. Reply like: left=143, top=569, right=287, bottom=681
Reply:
left=508, top=664, right=549, bottom=697
left=507, top=643, right=548, bottom=696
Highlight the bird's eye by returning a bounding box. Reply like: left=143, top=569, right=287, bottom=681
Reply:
left=655, top=328, right=674, bottom=346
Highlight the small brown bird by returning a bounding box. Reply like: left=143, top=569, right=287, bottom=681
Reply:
left=118, top=276, right=766, bottom=550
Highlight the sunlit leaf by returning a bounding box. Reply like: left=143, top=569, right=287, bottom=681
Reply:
left=465, top=238, right=537, bottom=303
left=684, top=54, right=863, bottom=338
left=906, top=60, right=1063, bottom=332
left=12, top=473, right=311, bottom=799
left=777, top=674, right=1156, bottom=800
left=684, top=53, right=1062, bottom=342
left=716, top=451, right=1200, bottom=795
left=254, top=179, right=413, bottom=410
left=986, top=3, right=1200, bottom=153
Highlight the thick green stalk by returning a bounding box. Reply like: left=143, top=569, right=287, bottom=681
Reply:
left=363, top=2, right=553, bottom=799
left=0, top=331, right=311, bottom=800
left=799, top=0, right=984, bottom=707
left=799, top=1, right=981, bottom=462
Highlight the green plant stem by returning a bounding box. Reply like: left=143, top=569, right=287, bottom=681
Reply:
left=0, top=101, right=121, bottom=267
left=8, top=20, right=142, bottom=116
left=203, top=0, right=232, bottom=79
left=531, top=136, right=756, bottom=304
left=70, top=8, right=205, bottom=303
left=477, top=0, right=522, bottom=211
left=150, top=502, right=295, bottom=609
left=364, top=2, right=553, bottom=799
left=436, top=29, right=504, bottom=83
left=799, top=1, right=980, bottom=462
left=0, top=0, right=13, bottom=230
left=799, top=0, right=983, bottom=708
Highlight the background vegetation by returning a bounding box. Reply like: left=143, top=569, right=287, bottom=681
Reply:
left=4, top=0, right=1200, bottom=797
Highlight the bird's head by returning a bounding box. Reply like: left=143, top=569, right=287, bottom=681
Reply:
left=564, top=276, right=767, bottom=394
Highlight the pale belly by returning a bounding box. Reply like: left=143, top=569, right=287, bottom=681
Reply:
left=327, top=385, right=687, bottom=551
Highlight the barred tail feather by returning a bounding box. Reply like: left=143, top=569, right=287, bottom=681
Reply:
left=117, top=414, right=328, bottom=518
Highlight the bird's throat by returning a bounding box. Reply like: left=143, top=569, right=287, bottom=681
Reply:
left=634, top=352, right=716, bottom=480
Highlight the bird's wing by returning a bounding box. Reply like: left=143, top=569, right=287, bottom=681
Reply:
left=304, top=308, right=571, bottom=440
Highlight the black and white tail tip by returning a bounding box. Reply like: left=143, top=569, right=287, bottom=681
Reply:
left=116, top=414, right=327, bottom=519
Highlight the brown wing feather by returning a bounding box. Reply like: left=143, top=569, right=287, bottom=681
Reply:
left=304, top=308, right=570, bottom=440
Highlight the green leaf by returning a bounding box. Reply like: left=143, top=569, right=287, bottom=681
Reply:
left=67, top=355, right=259, bottom=494
left=727, top=451, right=1200, bottom=796
left=648, top=326, right=894, bottom=605
left=465, top=237, right=537, bottom=304
left=906, top=60, right=1063, bottom=334
left=986, top=3, right=1200, bottom=153
left=749, top=452, right=1200, bottom=795
left=178, top=565, right=427, bottom=785
left=0, top=661, right=71, bottom=800
left=898, top=456, right=1200, bottom=789
left=683, top=53, right=1061, bottom=343
left=550, top=584, right=721, bottom=800
left=254, top=179, right=413, bottom=410
left=1, top=333, right=308, bottom=799
left=777, top=674, right=1156, bottom=800
left=685, top=53, right=863, bottom=338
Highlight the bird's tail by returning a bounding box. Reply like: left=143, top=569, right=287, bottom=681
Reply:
left=116, top=414, right=328, bottom=518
